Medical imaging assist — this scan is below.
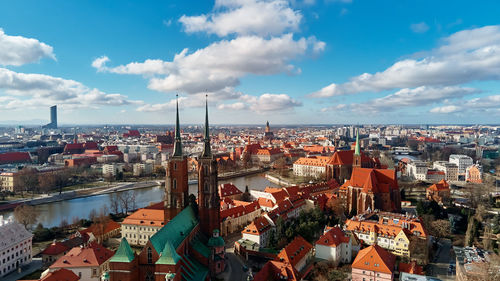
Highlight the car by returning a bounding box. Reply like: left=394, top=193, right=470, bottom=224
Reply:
left=242, top=265, right=248, bottom=272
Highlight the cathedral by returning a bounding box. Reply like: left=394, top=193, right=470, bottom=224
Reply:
left=108, top=97, right=225, bottom=281
left=325, top=129, right=380, bottom=184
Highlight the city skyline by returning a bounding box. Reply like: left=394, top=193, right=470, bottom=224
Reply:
left=1, top=0, right=500, bottom=125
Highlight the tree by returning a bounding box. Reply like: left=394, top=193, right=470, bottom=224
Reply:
left=109, top=193, right=121, bottom=214
left=38, top=172, right=56, bottom=194
left=430, top=219, right=451, bottom=238
left=14, top=204, right=38, bottom=229
left=326, top=197, right=345, bottom=221
left=54, top=170, right=70, bottom=195
left=91, top=206, right=111, bottom=244
left=189, top=194, right=199, bottom=218
left=154, top=166, right=166, bottom=177
left=17, top=167, right=39, bottom=197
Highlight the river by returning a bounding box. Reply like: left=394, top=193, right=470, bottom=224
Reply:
left=0, top=173, right=278, bottom=228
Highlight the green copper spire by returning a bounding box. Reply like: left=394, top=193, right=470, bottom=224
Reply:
left=173, top=94, right=183, bottom=157
left=201, top=95, right=211, bottom=157
left=354, top=128, right=360, bottom=155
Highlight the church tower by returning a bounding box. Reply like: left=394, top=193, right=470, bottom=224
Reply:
left=164, top=95, right=189, bottom=223
left=198, top=96, right=221, bottom=236
left=353, top=128, right=361, bottom=168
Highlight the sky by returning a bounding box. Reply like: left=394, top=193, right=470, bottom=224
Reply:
left=0, top=0, right=499, bottom=125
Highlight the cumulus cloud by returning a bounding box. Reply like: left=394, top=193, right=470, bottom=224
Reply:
left=430, top=95, right=500, bottom=114
left=311, top=25, right=500, bottom=97
left=240, top=93, right=302, bottom=113
left=0, top=67, right=140, bottom=110
left=93, top=34, right=324, bottom=96
left=0, top=28, right=55, bottom=66
left=217, top=102, right=248, bottom=110
left=354, top=86, right=479, bottom=112
left=410, top=22, right=429, bottom=33
left=179, top=0, right=302, bottom=37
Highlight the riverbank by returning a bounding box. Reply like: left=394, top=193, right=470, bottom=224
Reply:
left=0, top=167, right=269, bottom=211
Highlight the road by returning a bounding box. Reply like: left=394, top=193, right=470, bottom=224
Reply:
left=3, top=258, right=42, bottom=281
left=217, top=233, right=253, bottom=281
left=427, top=239, right=455, bottom=281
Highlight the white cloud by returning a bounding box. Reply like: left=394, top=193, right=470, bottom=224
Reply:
left=0, top=28, right=55, bottom=66
left=429, top=105, right=460, bottom=113
left=410, top=22, right=429, bottom=33
left=354, top=86, right=478, bottom=112
left=311, top=25, right=500, bottom=97
left=430, top=95, right=500, bottom=114
left=0, top=67, right=140, bottom=110
left=241, top=93, right=302, bottom=113
left=179, top=0, right=302, bottom=37
left=217, top=102, right=248, bottom=110
left=94, top=34, right=323, bottom=96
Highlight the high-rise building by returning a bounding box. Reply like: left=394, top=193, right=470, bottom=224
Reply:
left=42, top=105, right=57, bottom=129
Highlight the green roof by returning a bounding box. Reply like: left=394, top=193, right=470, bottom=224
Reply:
left=110, top=238, right=135, bottom=263
left=156, top=241, right=181, bottom=265
left=191, top=236, right=210, bottom=258
left=150, top=206, right=198, bottom=253
left=208, top=236, right=225, bottom=247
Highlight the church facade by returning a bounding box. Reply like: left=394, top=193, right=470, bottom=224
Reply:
left=108, top=98, right=225, bottom=281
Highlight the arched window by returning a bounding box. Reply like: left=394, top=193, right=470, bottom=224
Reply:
left=147, top=247, right=153, bottom=264
left=204, top=165, right=209, bottom=176
left=173, top=179, right=177, bottom=190
left=174, top=163, right=177, bottom=170
left=204, top=182, right=209, bottom=192
left=145, top=272, right=154, bottom=281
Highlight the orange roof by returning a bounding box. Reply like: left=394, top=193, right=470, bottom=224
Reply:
left=270, top=189, right=288, bottom=203
left=81, top=220, right=120, bottom=236
left=342, top=167, right=398, bottom=194
left=399, top=261, right=423, bottom=275
left=427, top=179, right=449, bottom=191
left=40, top=268, right=79, bottom=281
left=253, top=260, right=298, bottom=281
left=352, top=244, right=395, bottom=274
left=242, top=216, right=271, bottom=235
left=315, top=226, right=350, bottom=247
left=258, top=197, right=275, bottom=208
left=293, top=156, right=330, bottom=167
left=122, top=208, right=165, bottom=227
left=345, top=213, right=428, bottom=238
left=50, top=243, right=114, bottom=268
left=276, top=236, right=313, bottom=268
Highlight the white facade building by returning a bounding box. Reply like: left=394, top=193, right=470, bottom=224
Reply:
left=449, top=154, right=473, bottom=174
left=102, top=164, right=124, bottom=177
left=406, top=160, right=428, bottom=181
left=433, top=161, right=458, bottom=181
left=0, top=216, right=33, bottom=278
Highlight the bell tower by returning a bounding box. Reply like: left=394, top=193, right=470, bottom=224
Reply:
left=164, top=95, right=189, bottom=223
left=198, top=96, right=221, bottom=236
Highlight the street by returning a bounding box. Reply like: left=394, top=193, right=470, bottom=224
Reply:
left=427, top=239, right=455, bottom=281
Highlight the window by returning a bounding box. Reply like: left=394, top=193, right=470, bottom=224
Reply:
left=204, top=165, right=209, bottom=176
left=173, top=179, right=177, bottom=190
left=204, top=182, right=209, bottom=192
left=146, top=272, right=154, bottom=281
left=92, top=268, right=97, bottom=276
left=147, top=247, right=153, bottom=264
left=174, top=163, right=177, bottom=170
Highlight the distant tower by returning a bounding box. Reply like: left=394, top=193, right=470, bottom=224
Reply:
left=164, top=96, right=189, bottom=223
left=42, top=105, right=57, bottom=129
left=198, top=96, right=221, bottom=236
left=50, top=105, right=57, bottom=128
left=353, top=128, right=361, bottom=168
left=264, top=120, right=274, bottom=141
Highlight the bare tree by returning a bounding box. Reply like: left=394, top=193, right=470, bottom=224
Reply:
left=109, top=193, right=121, bottom=214
left=91, top=206, right=111, bottom=244
left=13, top=204, right=38, bottom=229
left=17, top=167, right=39, bottom=197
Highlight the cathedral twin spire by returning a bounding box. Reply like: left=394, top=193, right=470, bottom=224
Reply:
left=172, top=94, right=211, bottom=158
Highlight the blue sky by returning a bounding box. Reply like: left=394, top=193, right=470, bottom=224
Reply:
left=0, top=0, right=499, bottom=125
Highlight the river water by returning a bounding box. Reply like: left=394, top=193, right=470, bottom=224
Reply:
left=0, top=173, right=277, bottom=228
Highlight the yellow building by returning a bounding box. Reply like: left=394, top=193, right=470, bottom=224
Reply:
left=344, top=211, right=428, bottom=258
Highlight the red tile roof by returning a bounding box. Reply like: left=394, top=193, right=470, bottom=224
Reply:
left=0, top=152, right=31, bottom=164
left=276, top=236, right=313, bottom=269
left=427, top=179, right=450, bottom=192
left=218, top=183, right=243, bottom=198
left=50, top=243, right=114, bottom=268
left=399, top=261, right=423, bottom=275
left=41, top=242, right=70, bottom=256
left=342, top=167, right=398, bottom=194
left=242, top=216, right=272, bottom=235
left=352, top=244, right=395, bottom=274
left=122, top=209, right=165, bottom=227
left=40, top=268, right=79, bottom=281
left=315, top=226, right=350, bottom=247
